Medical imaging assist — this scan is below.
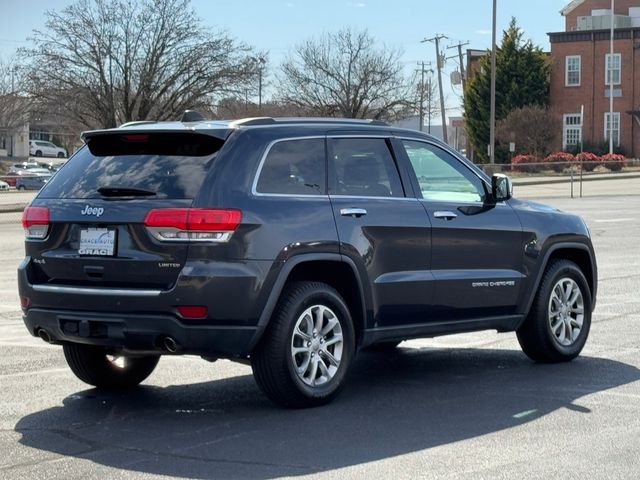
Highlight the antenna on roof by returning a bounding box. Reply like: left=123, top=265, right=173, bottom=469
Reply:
left=181, top=110, right=205, bottom=122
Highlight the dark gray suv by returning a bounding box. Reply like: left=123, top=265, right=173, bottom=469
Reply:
left=18, top=116, right=597, bottom=408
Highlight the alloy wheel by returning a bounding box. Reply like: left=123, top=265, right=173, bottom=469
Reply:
left=548, top=277, right=584, bottom=347
left=290, top=304, right=344, bottom=387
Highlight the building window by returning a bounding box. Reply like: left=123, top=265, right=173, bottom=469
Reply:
left=606, top=53, right=621, bottom=85
left=563, top=114, right=582, bottom=150
left=565, top=56, right=581, bottom=86
left=604, top=112, right=620, bottom=146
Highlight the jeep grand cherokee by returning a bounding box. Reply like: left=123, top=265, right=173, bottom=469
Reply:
left=18, top=115, right=597, bottom=408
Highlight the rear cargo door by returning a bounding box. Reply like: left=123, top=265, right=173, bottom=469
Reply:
left=27, top=132, right=225, bottom=290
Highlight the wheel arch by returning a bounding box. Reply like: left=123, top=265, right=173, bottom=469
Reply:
left=523, top=242, right=597, bottom=319
left=248, top=254, right=369, bottom=352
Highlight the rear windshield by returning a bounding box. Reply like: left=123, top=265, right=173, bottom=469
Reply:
left=39, top=133, right=224, bottom=199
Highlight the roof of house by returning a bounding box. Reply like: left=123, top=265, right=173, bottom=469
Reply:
left=561, top=0, right=585, bottom=16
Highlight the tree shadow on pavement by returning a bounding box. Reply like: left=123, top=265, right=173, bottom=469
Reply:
left=15, top=346, right=640, bottom=479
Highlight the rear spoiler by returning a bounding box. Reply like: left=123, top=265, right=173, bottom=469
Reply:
left=81, top=126, right=233, bottom=143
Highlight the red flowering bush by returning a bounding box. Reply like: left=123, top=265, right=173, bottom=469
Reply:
left=600, top=153, right=626, bottom=172
left=575, top=152, right=601, bottom=172
left=544, top=152, right=575, bottom=172
left=510, top=154, right=541, bottom=173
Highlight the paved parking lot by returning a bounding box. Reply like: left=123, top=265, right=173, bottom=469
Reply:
left=0, top=194, right=639, bottom=479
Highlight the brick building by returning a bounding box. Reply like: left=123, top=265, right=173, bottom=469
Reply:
left=550, top=0, right=640, bottom=157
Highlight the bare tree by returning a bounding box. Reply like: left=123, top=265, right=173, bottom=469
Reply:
left=214, top=97, right=311, bottom=120
left=496, top=106, right=560, bottom=157
left=0, top=56, right=31, bottom=153
left=278, top=28, right=412, bottom=120
left=23, top=0, right=258, bottom=129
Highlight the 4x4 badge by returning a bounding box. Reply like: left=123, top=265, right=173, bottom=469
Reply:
left=81, top=205, right=104, bottom=217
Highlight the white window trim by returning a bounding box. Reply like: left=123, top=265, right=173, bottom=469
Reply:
left=604, top=112, right=621, bottom=147
left=565, top=55, right=581, bottom=87
left=605, top=53, right=621, bottom=86
left=563, top=113, right=582, bottom=150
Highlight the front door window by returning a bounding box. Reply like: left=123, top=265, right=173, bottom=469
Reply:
left=402, top=140, right=486, bottom=203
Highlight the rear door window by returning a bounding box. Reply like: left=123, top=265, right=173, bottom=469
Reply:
left=255, top=138, right=326, bottom=195
left=39, top=132, right=224, bottom=199
left=329, top=138, right=404, bottom=198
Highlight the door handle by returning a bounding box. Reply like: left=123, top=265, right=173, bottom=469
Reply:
left=340, top=208, right=367, bottom=218
left=433, top=210, right=457, bottom=220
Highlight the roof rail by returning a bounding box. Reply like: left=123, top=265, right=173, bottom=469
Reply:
left=230, top=117, right=277, bottom=126
left=231, top=117, right=390, bottom=127
left=119, top=120, right=158, bottom=128
left=181, top=110, right=206, bottom=122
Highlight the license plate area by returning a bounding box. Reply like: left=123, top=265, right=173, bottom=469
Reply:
left=79, top=228, right=116, bottom=256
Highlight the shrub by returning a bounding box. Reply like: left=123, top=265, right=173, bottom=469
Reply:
left=510, top=154, right=541, bottom=173
left=582, top=140, right=626, bottom=157
left=600, top=153, right=626, bottom=172
left=544, top=152, right=575, bottom=173
left=575, top=152, right=600, bottom=172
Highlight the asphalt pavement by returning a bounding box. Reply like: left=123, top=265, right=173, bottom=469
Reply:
left=0, top=194, right=639, bottom=479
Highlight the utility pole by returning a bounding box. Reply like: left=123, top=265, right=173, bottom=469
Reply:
left=422, top=34, right=448, bottom=144
left=609, top=0, right=615, bottom=154
left=258, top=68, right=263, bottom=110
left=489, top=0, right=498, bottom=164
left=417, top=63, right=425, bottom=131
left=10, top=66, right=17, bottom=93
left=253, top=56, right=267, bottom=111
left=427, top=75, right=433, bottom=133
left=415, top=62, right=432, bottom=132
left=447, top=41, right=470, bottom=91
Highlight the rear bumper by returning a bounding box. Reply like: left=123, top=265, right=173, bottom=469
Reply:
left=23, top=308, right=256, bottom=357
left=17, top=256, right=278, bottom=357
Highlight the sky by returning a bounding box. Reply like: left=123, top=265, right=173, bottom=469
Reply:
left=0, top=0, right=570, bottom=116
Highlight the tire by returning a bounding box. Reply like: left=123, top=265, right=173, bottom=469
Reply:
left=517, top=259, right=592, bottom=363
left=17, top=185, right=25, bottom=191
left=362, top=340, right=401, bottom=352
left=35, top=150, right=42, bottom=157
left=57, top=152, right=64, bottom=158
left=251, top=281, right=355, bottom=408
left=63, top=343, right=160, bottom=389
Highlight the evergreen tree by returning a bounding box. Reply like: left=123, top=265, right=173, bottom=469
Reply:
left=464, top=18, right=550, bottom=163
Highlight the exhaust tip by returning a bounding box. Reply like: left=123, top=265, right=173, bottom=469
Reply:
left=163, top=336, right=179, bottom=353
left=37, top=328, right=51, bottom=343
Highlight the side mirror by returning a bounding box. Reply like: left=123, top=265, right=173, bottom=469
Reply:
left=491, top=173, right=513, bottom=202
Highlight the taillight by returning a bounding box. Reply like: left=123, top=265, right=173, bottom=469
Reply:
left=20, top=296, right=30, bottom=310
left=144, top=208, right=241, bottom=242
left=122, top=134, right=149, bottom=142
left=22, top=206, right=50, bottom=240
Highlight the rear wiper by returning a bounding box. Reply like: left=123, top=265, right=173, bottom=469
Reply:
left=97, top=186, right=157, bottom=197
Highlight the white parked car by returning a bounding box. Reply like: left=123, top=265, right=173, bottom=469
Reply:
left=29, top=140, right=67, bottom=158
left=0, top=180, right=9, bottom=190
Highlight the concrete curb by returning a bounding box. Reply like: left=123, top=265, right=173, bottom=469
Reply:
left=513, top=172, right=640, bottom=187
left=0, top=204, right=27, bottom=214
